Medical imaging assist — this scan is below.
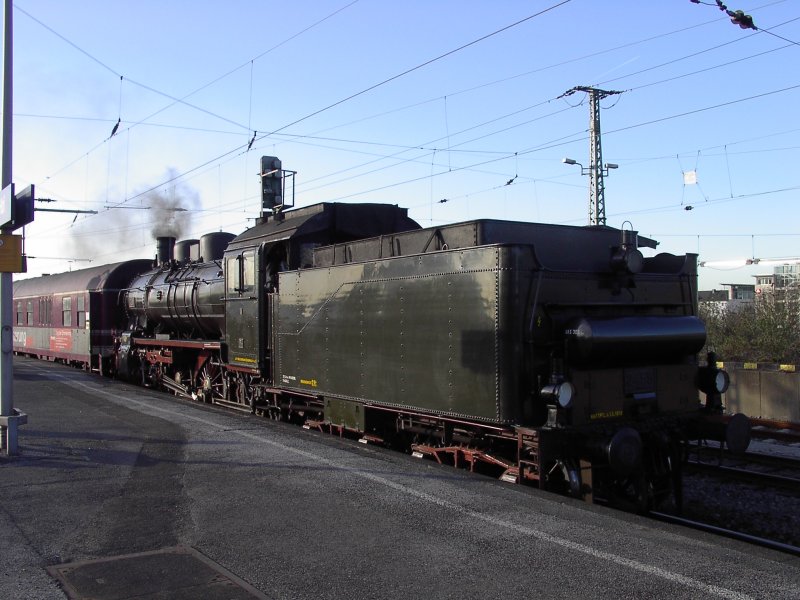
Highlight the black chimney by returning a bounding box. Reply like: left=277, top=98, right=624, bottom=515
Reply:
left=156, top=236, right=176, bottom=266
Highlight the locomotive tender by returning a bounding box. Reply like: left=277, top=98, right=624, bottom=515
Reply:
left=13, top=157, right=748, bottom=510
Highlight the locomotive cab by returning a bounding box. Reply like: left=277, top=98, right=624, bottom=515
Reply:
left=223, top=202, right=422, bottom=381
left=224, top=243, right=269, bottom=371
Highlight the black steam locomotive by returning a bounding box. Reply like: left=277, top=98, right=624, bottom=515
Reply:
left=13, top=156, right=749, bottom=510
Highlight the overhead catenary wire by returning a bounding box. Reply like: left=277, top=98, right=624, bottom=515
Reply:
left=91, top=2, right=573, bottom=215
left=15, top=1, right=799, bottom=273
left=18, top=0, right=788, bottom=209
left=18, top=0, right=364, bottom=182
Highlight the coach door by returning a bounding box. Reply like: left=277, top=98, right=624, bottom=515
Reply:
left=225, top=246, right=263, bottom=370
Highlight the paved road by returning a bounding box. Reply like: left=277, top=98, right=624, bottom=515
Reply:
left=1, top=357, right=798, bottom=599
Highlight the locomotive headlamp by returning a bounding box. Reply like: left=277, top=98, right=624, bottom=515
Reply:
left=713, top=369, right=730, bottom=394
left=697, top=352, right=730, bottom=396
left=697, top=352, right=730, bottom=414
left=610, top=226, right=643, bottom=274
left=610, top=246, right=643, bottom=274
left=541, top=381, right=575, bottom=409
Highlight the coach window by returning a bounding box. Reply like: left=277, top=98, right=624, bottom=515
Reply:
left=15, top=302, right=22, bottom=325
left=62, top=297, right=72, bottom=327
left=77, top=296, right=86, bottom=327
left=26, top=301, right=32, bottom=325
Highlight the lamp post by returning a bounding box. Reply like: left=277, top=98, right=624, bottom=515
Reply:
left=562, top=157, right=618, bottom=226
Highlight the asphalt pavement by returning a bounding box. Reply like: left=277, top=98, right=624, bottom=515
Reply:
left=1, top=356, right=798, bottom=600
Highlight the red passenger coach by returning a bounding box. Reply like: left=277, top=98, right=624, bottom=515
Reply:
left=13, top=260, right=152, bottom=374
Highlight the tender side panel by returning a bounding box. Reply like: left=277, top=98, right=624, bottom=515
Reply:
left=276, top=246, right=523, bottom=423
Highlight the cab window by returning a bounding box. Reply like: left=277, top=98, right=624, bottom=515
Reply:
left=226, top=249, right=257, bottom=295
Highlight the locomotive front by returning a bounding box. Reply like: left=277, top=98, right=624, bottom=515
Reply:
left=117, top=232, right=233, bottom=387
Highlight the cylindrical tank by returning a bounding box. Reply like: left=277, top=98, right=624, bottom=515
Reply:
left=175, top=239, right=199, bottom=263
left=199, top=232, right=235, bottom=262
left=565, top=316, right=706, bottom=364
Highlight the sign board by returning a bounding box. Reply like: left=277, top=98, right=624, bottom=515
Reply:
left=12, top=185, right=35, bottom=229
left=0, top=234, right=24, bottom=272
left=0, top=183, right=35, bottom=231
left=0, top=183, right=13, bottom=228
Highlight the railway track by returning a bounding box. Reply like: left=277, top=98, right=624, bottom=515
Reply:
left=672, top=439, right=800, bottom=551
left=686, top=446, right=800, bottom=492
left=649, top=511, right=800, bottom=557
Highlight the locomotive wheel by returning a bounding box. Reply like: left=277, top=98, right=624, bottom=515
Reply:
left=235, top=375, right=257, bottom=414
left=235, top=376, right=247, bottom=405
left=197, top=361, right=224, bottom=403
left=608, top=472, right=654, bottom=513
left=544, top=459, right=582, bottom=499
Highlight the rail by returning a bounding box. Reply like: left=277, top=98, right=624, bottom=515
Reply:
left=649, top=511, right=800, bottom=558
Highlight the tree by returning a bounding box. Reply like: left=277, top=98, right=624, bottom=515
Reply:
left=699, top=288, right=800, bottom=363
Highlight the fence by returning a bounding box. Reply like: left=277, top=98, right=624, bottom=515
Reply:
left=720, top=362, right=800, bottom=423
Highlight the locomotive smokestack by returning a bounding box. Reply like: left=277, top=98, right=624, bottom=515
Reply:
left=156, top=236, right=176, bottom=266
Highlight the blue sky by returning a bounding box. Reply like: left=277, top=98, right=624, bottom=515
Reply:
left=8, top=1, right=800, bottom=290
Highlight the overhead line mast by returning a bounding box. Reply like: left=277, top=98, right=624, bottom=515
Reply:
left=561, top=86, right=622, bottom=226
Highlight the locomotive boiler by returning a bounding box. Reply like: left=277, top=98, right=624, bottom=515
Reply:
left=123, top=232, right=233, bottom=339
left=13, top=156, right=749, bottom=512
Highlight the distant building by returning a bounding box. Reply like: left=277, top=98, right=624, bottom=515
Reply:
left=754, top=262, right=800, bottom=297
left=754, top=274, right=774, bottom=296
left=697, top=289, right=727, bottom=302
left=698, top=283, right=755, bottom=311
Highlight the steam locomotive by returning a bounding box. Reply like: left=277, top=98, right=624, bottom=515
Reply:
left=13, top=156, right=749, bottom=511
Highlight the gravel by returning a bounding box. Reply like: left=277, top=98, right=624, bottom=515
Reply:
left=677, top=471, right=800, bottom=547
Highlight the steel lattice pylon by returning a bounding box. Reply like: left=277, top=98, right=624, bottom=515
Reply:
left=561, top=86, right=622, bottom=226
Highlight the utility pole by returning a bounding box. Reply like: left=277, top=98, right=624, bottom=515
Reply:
left=560, top=86, right=622, bottom=226
left=0, top=0, right=16, bottom=453
left=0, top=0, right=29, bottom=455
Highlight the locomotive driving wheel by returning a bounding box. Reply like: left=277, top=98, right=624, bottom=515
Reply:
left=197, top=360, right=224, bottom=403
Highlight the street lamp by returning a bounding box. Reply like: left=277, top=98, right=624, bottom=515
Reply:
left=561, top=157, right=619, bottom=226
left=562, top=157, right=618, bottom=176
